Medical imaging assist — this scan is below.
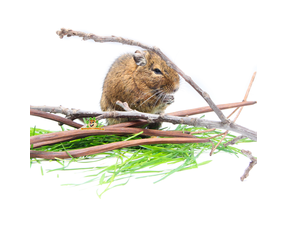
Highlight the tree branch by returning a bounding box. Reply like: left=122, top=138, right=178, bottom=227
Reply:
left=240, top=149, right=257, bottom=181
left=30, top=109, right=83, bottom=128
left=30, top=100, right=256, bottom=122
left=95, top=108, right=257, bottom=141
left=167, top=101, right=256, bottom=117
left=30, top=104, right=257, bottom=141
left=30, top=105, right=103, bottom=120
left=224, top=135, right=247, bottom=146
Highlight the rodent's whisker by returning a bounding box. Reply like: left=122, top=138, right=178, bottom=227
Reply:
left=138, top=90, right=162, bottom=107
left=160, top=93, right=167, bottom=105
left=153, top=91, right=164, bottom=108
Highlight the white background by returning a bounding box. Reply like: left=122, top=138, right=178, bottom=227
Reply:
left=1, top=1, right=287, bottom=227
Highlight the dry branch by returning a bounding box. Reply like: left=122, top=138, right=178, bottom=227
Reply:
left=243, top=72, right=257, bottom=101
left=30, top=106, right=257, bottom=141
left=31, top=101, right=256, bottom=119
left=30, top=105, right=103, bottom=120
left=224, top=135, right=247, bottom=146
left=189, top=128, right=216, bottom=134
left=232, top=72, right=256, bottom=122
left=240, top=149, right=257, bottom=181
left=104, top=120, right=147, bottom=128
left=31, top=137, right=210, bottom=159
left=209, top=131, right=228, bottom=156
left=167, top=101, right=256, bottom=117
left=30, top=100, right=256, bottom=133
left=30, top=109, right=83, bottom=128
left=31, top=126, right=197, bottom=148
left=56, top=28, right=229, bottom=123
left=94, top=109, right=257, bottom=141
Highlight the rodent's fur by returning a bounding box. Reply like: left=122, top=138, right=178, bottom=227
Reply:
left=100, top=50, right=179, bottom=128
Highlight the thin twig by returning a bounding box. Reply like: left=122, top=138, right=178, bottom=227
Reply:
left=56, top=28, right=230, bottom=124
left=224, top=135, right=247, bottom=147
left=30, top=105, right=103, bottom=120
left=30, top=137, right=211, bottom=159
left=30, top=126, right=197, bottom=148
left=227, top=107, right=240, bottom=119
left=189, top=128, right=216, bottom=134
left=206, top=132, right=227, bottom=139
left=168, top=101, right=256, bottom=117
left=104, top=120, right=147, bottom=128
left=209, top=131, right=228, bottom=156
left=30, top=109, right=83, bottom=128
left=233, top=107, right=244, bottom=122
left=227, top=72, right=256, bottom=119
left=232, top=71, right=257, bottom=122
left=240, top=149, right=257, bottom=181
left=243, top=72, right=257, bottom=102
left=210, top=72, right=257, bottom=154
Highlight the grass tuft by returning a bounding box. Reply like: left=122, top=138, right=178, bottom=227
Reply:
left=30, top=124, right=254, bottom=196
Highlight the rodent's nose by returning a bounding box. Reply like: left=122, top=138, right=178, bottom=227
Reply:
left=173, top=88, right=179, bottom=93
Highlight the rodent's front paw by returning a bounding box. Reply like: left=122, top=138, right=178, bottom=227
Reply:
left=163, top=94, right=174, bottom=104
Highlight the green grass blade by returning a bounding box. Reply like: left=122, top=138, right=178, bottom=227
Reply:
left=123, top=131, right=143, bottom=141
left=99, top=173, right=106, bottom=185
left=40, top=166, right=44, bottom=176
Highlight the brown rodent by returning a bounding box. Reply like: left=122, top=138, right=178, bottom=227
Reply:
left=100, top=50, right=180, bottom=128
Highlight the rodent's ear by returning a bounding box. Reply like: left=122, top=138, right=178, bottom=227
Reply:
left=133, top=50, right=147, bottom=66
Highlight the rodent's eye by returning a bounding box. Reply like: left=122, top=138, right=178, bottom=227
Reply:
left=153, top=68, right=162, bottom=75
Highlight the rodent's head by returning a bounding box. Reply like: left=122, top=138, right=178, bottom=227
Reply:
left=133, top=50, right=180, bottom=95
